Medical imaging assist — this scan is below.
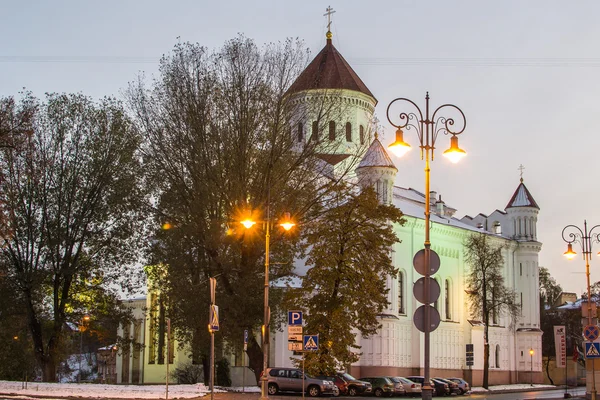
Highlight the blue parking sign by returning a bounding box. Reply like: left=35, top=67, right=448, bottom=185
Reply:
left=288, top=311, right=303, bottom=326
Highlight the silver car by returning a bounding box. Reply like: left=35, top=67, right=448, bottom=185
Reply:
left=447, top=377, right=470, bottom=395
left=265, top=367, right=337, bottom=397
left=394, top=377, right=422, bottom=397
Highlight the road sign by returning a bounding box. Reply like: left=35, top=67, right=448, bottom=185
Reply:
left=209, top=305, right=219, bottom=332
left=585, top=341, right=600, bottom=358
left=584, top=325, right=600, bottom=341
left=288, top=342, right=303, bottom=351
left=304, top=335, right=319, bottom=351
left=288, top=326, right=303, bottom=334
left=413, top=277, right=441, bottom=304
left=244, top=329, right=249, bottom=344
left=288, top=311, right=303, bottom=326
left=288, top=334, right=302, bottom=341
left=413, top=249, right=441, bottom=276
left=413, top=305, right=441, bottom=333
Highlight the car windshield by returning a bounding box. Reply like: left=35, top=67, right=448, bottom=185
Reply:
left=340, top=373, right=356, bottom=381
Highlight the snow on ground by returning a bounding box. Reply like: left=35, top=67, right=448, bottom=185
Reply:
left=472, top=383, right=556, bottom=392
left=0, top=381, right=216, bottom=399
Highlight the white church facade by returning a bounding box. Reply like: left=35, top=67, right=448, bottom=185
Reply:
left=116, top=29, right=543, bottom=387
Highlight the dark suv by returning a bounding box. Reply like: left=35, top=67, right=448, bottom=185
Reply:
left=359, top=377, right=395, bottom=397
left=317, top=372, right=372, bottom=396
left=265, top=367, right=336, bottom=397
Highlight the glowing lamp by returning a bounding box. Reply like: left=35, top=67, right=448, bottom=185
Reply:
left=443, top=136, right=467, bottom=163
left=241, top=219, right=256, bottom=229
left=564, top=243, right=577, bottom=259
left=388, top=128, right=411, bottom=157
left=280, top=212, right=295, bottom=231
left=529, top=349, right=534, bottom=356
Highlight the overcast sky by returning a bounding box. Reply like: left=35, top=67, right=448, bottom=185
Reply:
left=1, top=0, right=599, bottom=295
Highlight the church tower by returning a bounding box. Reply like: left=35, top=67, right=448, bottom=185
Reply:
left=355, top=134, right=397, bottom=205
left=504, top=177, right=540, bottom=241
left=285, top=25, right=377, bottom=175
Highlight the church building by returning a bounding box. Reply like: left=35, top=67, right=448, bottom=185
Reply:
left=116, top=25, right=542, bottom=387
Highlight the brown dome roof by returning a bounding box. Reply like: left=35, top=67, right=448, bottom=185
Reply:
left=286, top=38, right=376, bottom=102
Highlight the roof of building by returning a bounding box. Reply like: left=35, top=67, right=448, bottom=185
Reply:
left=286, top=38, right=376, bottom=100
left=505, top=180, right=540, bottom=210
left=356, top=136, right=397, bottom=170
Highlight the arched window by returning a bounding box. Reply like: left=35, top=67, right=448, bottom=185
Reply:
left=434, top=278, right=441, bottom=310
left=360, top=125, right=365, bottom=145
left=346, top=122, right=352, bottom=142
left=398, top=271, right=405, bottom=314
left=495, top=345, right=501, bottom=368
left=311, top=121, right=319, bottom=142
left=297, top=122, right=303, bottom=142
left=445, top=279, right=451, bottom=320
left=329, top=121, right=336, bottom=141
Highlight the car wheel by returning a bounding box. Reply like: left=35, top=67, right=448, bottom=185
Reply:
left=374, top=388, right=384, bottom=397
left=348, top=386, right=358, bottom=396
left=308, top=385, right=321, bottom=397
left=267, top=383, right=278, bottom=395
left=333, top=386, right=340, bottom=397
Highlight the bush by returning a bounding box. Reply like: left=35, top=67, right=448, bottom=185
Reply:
left=171, top=362, right=203, bottom=384
left=216, top=359, right=231, bottom=387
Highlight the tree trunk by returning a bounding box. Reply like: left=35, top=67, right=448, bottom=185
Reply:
left=545, top=356, right=554, bottom=385
left=483, top=281, right=489, bottom=389
left=246, top=334, right=264, bottom=385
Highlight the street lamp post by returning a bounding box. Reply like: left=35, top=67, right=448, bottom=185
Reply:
left=78, top=314, right=90, bottom=383
left=530, top=349, right=534, bottom=387
left=242, top=211, right=295, bottom=400
left=387, top=92, right=467, bottom=400
left=562, top=220, right=600, bottom=400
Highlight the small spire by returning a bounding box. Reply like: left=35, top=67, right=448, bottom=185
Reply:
left=374, top=131, right=379, bottom=140
left=324, top=6, right=336, bottom=40
left=518, top=164, right=525, bottom=183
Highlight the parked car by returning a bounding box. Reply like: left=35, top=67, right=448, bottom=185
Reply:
left=265, top=367, right=337, bottom=397
left=392, top=377, right=422, bottom=397
left=447, top=377, right=470, bottom=395
left=430, top=378, right=451, bottom=396
left=434, top=378, right=461, bottom=395
left=385, top=377, right=407, bottom=396
left=316, top=373, right=373, bottom=396
left=360, top=377, right=396, bottom=397
left=406, top=376, right=443, bottom=397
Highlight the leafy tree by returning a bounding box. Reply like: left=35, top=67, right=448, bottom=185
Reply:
left=127, top=36, right=362, bottom=383
left=285, top=186, right=405, bottom=375
left=539, top=267, right=563, bottom=384
left=464, top=233, right=520, bottom=389
left=0, top=93, right=148, bottom=381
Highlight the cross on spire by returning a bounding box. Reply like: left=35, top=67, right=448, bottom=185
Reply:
left=324, top=6, right=336, bottom=38
left=518, top=164, right=525, bottom=182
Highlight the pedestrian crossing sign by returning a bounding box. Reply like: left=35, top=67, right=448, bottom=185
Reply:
left=303, top=334, right=319, bottom=351
left=209, top=305, right=219, bottom=332
left=585, top=341, right=600, bottom=358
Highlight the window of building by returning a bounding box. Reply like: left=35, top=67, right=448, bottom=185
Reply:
left=297, top=122, right=303, bottom=142
left=492, top=285, right=498, bottom=325
left=520, top=263, right=522, bottom=276
left=494, top=221, right=501, bottom=234
left=311, top=121, right=319, bottom=141
left=398, top=271, right=405, bottom=314
left=346, top=122, right=352, bottom=142
left=329, top=121, right=336, bottom=140
left=445, top=279, right=451, bottom=320
left=495, top=345, right=501, bottom=368
left=520, top=292, right=523, bottom=313
left=360, top=125, right=365, bottom=145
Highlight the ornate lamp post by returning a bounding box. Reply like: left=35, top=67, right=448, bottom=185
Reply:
left=242, top=210, right=295, bottom=400
left=386, top=92, right=467, bottom=400
left=562, top=220, right=600, bottom=400
left=78, top=314, right=90, bottom=383
left=530, top=348, right=534, bottom=387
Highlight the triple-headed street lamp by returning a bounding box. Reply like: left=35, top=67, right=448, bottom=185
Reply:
left=386, top=92, right=467, bottom=400
left=562, top=220, right=600, bottom=400
left=241, top=210, right=295, bottom=400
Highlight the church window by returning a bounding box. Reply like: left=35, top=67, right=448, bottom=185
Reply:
left=297, top=123, right=303, bottom=142
left=520, top=263, right=522, bottom=276
left=398, top=271, right=405, bottom=314
left=434, top=278, right=441, bottom=311
left=360, top=125, right=365, bottom=145
left=445, top=279, right=451, bottom=320
left=495, top=345, right=501, bottom=368
left=329, top=121, right=336, bottom=140
left=311, top=121, right=319, bottom=142
left=346, top=122, right=352, bottom=142
left=520, top=292, right=523, bottom=312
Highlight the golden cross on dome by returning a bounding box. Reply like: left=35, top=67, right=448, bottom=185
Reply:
left=518, top=164, right=525, bottom=182
left=324, top=6, right=336, bottom=36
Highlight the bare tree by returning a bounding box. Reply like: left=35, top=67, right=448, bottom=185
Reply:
left=0, top=93, right=147, bottom=381
left=464, top=233, right=520, bottom=389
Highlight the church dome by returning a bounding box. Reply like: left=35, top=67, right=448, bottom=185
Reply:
left=356, top=136, right=397, bottom=171
left=286, top=37, right=376, bottom=102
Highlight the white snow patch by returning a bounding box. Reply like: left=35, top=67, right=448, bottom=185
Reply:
left=471, top=383, right=556, bottom=392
